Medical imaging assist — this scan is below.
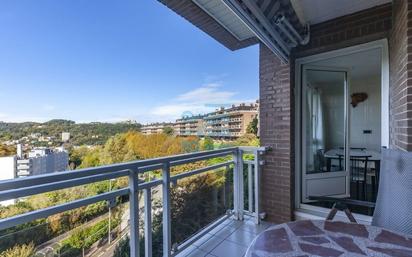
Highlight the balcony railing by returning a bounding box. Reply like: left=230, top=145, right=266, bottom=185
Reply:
left=0, top=146, right=267, bottom=257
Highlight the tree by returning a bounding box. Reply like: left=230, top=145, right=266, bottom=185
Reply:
left=113, top=236, right=130, bottom=257
left=202, top=137, right=214, bottom=151
left=234, top=134, right=259, bottom=146
left=246, top=117, right=258, bottom=136
left=162, top=126, right=174, bottom=136
left=0, top=243, right=35, bottom=257
left=0, top=144, right=15, bottom=157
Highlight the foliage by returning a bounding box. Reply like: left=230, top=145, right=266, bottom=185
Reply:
left=201, top=137, right=214, bottom=151
left=0, top=119, right=141, bottom=146
left=0, top=131, right=261, bottom=256
left=112, top=236, right=130, bottom=257
left=234, top=134, right=259, bottom=146
left=162, top=126, right=174, bottom=136
left=0, top=144, right=15, bottom=157
left=246, top=117, right=258, bottom=136
left=0, top=242, right=35, bottom=257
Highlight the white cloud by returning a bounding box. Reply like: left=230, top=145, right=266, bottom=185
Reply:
left=148, top=82, right=254, bottom=122
left=176, top=83, right=236, bottom=104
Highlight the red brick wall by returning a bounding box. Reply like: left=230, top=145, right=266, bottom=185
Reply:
left=259, top=4, right=392, bottom=223
left=389, top=0, right=412, bottom=151
left=259, top=44, right=293, bottom=223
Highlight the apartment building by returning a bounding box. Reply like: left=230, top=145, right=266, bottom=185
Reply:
left=141, top=122, right=174, bottom=135
left=204, top=103, right=258, bottom=139
left=17, top=147, right=69, bottom=177
left=0, top=146, right=69, bottom=205
left=141, top=103, right=258, bottom=138
left=173, top=115, right=205, bottom=137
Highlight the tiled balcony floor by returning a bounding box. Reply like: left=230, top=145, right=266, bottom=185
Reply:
left=176, top=216, right=274, bottom=257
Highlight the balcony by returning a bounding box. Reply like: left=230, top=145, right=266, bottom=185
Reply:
left=0, top=147, right=268, bottom=257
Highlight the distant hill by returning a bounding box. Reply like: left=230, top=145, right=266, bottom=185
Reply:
left=0, top=119, right=142, bottom=146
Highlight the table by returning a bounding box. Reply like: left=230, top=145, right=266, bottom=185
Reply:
left=246, top=220, right=412, bottom=257
left=323, top=149, right=381, bottom=201
left=324, top=149, right=381, bottom=161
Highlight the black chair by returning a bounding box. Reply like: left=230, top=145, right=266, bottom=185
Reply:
left=310, top=148, right=412, bottom=235
left=335, top=154, right=371, bottom=201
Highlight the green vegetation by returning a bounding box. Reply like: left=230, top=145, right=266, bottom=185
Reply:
left=201, top=137, right=214, bottom=150
left=0, top=144, right=15, bottom=157
left=246, top=117, right=258, bottom=136
left=0, top=119, right=142, bottom=146
left=0, top=242, right=35, bottom=257
left=0, top=131, right=259, bottom=256
left=162, top=126, right=174, bottom=136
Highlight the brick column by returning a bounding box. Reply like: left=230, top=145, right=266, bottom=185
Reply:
left=259, top=44, right=293, bottom=223
left=389, top=0, right=412, bottom=151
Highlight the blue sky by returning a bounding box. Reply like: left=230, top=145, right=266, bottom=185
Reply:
left=0, top=0, right=258, bottom=124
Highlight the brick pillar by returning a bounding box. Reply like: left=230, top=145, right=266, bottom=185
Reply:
left=259, top=43, right=293, bottom=223
left=389, top=0, right=412, bottom=151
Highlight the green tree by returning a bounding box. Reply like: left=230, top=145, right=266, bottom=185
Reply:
left=246, top=117, right=258, bottom=136
left=0, top=243, right=35, bottom=257
left=113, top=236, right=130, bottom=257
left=202, top=137, right=214, bottom=150
left=0, top=144, right=15, bottom=157
left=162, top=126, right=174, bottom=136
left=234, top=134, right=259, bottom=146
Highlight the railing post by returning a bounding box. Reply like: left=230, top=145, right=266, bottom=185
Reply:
left=129, top=170, right=140, bottom=257
left=144, top=188, right=152, bottom=257
left=253, top=150, right=261, bottom=224
left=233, top=148, right=244, bottom=220
left=248, top=163, right=253, bottom=213
left=162, top=162, right=172, bottom=257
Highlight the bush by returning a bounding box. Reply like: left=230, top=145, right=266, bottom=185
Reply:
left=0, top=242, right=35, bottom=257
left=113, top=236, right=130, bottom=257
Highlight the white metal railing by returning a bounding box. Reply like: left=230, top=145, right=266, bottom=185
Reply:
left=0, top=146, right=267, bottom=257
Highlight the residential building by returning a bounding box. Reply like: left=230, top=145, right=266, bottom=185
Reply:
left=17, top=147, right=69, bottom=177
left=141, top=122, right=174, bottom=135
left=173, top=115, right=205, bottom=136
left=204, top=103, right=258, bottom=138
left=0, top=146, right=69, bottom=180
left=142, top=103, right=258, bottom=138
left=61, top=132, right=70, bottom=142
left=0, top=146, right=68, bottom=205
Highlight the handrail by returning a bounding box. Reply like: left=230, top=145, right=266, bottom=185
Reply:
left=0, top=146, right=266, bottom=257
left=0, top=147, right=237, bottom=191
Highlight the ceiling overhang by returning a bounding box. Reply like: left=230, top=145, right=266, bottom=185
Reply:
left=159, top=0, right=306, bottom=63
left=200, top=0, right=307, bottom=62
left=160, top=0, right=393, bottom=63
left=290, top=0, right=392, bottom=25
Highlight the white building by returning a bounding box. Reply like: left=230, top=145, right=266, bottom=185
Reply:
left=0, top=146, right=69, bottom=205
left=17, top=147, right=69, bottom=177
left=62, top=132, right=70, bottom=142
left=0, top=156, right=17, bottom=205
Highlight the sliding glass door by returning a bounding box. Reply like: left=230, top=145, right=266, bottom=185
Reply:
left=301, top=67, right=350, bottom=202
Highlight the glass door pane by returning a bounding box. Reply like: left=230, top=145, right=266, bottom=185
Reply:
left=305, top=69, right=347, bottom=175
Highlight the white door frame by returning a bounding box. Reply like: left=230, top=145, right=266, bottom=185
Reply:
left=301, top=66, right=351, bottom=202
left=294, top=39, right=390, bottom=219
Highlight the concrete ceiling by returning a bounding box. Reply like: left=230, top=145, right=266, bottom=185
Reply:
left=307, top=47, right=382, bottom=84
left=291, top=0, right=392, bottom=24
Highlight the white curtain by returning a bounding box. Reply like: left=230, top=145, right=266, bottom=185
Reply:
left=306, top=86, right=325, bottom=172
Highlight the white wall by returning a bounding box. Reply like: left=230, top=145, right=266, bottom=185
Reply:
left=350, top=76, right=381, bottom=151
left=310, top=75, right=381, bottom=152
left=0, top=156, right=16, bottom=181
left=0, top=156, right=16, bottom=206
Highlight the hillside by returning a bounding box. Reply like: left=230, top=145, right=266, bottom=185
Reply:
left=0, top=119, right=142, bottom=146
